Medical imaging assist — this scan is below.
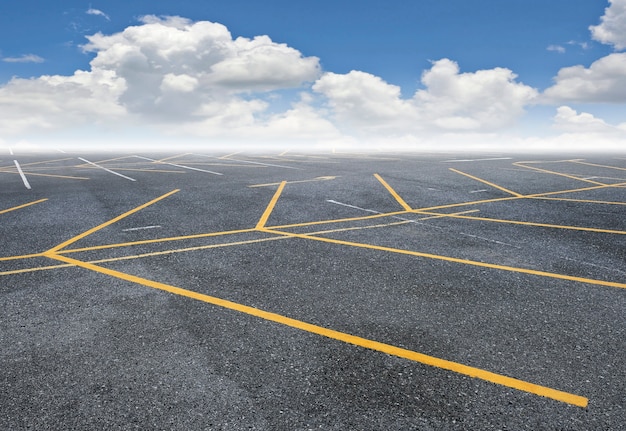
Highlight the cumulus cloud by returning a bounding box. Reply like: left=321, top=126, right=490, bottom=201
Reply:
left=80, top=16, right=320, bottom=119
left=414, top=59, right=538, bottom=130
left=0, top=16, right=322, bottom=136
left=553, top=106, right=615, bottom=132
left=0, top=69, right=126, bottom=134
left=312, top=70, right=418, bottom=132
left=2, top=54, right=45, bottom=63
left=543, top=53, right=626, bottom=103
left=314, top=59, right=537, bottom=135
left=590, top=0, right=626, bottom=50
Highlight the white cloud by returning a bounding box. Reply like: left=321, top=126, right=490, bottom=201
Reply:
left=414, top=59, right=538, bottom=130
left=543, top=53, right=626, bottom=103
left=553, top=106, right=614, bottom=132
left=0, top=16, right=321, bottom=137
left=86, top=8, right=110, bottom=21
left=80, top=16, right=320, bottom=119
left=0, top=69, right=127, bottom=134
left=314, top=59, right=537, bottom=135
left=547, top=45, right=566, bottom=53
left=589, top=0, right=626, bottom=50
left=2, top=54, right=44, bottom=63
left=312, top=70, right=418, bottom=132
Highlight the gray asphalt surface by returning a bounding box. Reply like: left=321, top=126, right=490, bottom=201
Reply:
left=1, top=150, right=625, bottom=430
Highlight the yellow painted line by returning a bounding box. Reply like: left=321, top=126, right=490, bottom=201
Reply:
left=12, top=171, right=90, bottom=180
left=0, top=252, right=45, bottom=262
left=449, top=168, right=523, bottom=197
left=412, top=210, right=626, bottom=235
left=82, top=236, right=288, bottom=264
left=80, top=166, right=185, bottom=174
left=219, top=151, right=242, bottom=159
left=411, top=180, right=626, bottom=213
left=93, top=155, right=139, bottom=164
left=47, top=189, right=180, bottom=253
left=0, top=263, right=73, bottom=276
left=1, top=199, right=48, bottom=215
left=154, top=153, right=192, bottom=163
left=529, top=196, right=626, bottom=206
left=58, top=228, right=258, bottom=254
left=261, top=228, right=626, bottom=291
left=295, top=210, right=480, bottom=236
left=525, top=182, right=626, bottom=198
left=249, top=176, right=338, bottom=188
left=256, top=181, right=286, bottom=229
left=269, top=210, right=411, bottom=230
left=514, top=162, right=608, bottom=186
left=13, top=157, right=74, bottom=167
left=569, top=160, right=626, bottom=173
left=45, top=253, right=588, bottom=407
left=413, top=196, right=522, bottom=213
left=304, top=220, right=413, bottom=236
left=374, top=174, right=412, bottom=211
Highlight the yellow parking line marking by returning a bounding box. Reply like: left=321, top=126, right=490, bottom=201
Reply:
left=413, top=196, right=522, bottom=212
left=153, top=153, right=192, bottom=163
left=58, top=228, right=258, bottom=254
left=82, top=236, right=288, bottom=264
left=261, top=229, right=626, bottom=290
left=569, top=160, right=626, bottom=172
left=529, top=196, right=626, bottom=206
left=45, top=253, right=588, bottom=408
left=249, top=176, right=338, bottom=188
left=10, top=171, right=89, bottom=180
left=1, top=199, right=48, bottom=215
left=514, top=162, right=608, bottom=186
left=47, top=189, right=180, bottom=253
left=449, top=168, right=523, bottom=197
left=271, top=210, right=411, bottom=230
left=219, top=151, right=241, bottom=159
left=256, top=181, right=286, bottom=229
left=0, top=263, right=72, bottom=276
left=374, top=174, right=412, bottom=211
left=92, top=155, right=139, bottom=164
left=80, top=166, right=185, bottom=174
left=0, top=252, right=44, bottom=262
left=411, top=210, right=626, bottom=235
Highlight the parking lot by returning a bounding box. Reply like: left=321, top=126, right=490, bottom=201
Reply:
left=1, top=150, right=625, bottom=429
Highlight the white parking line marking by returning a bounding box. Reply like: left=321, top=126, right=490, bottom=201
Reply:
left=443, top=157, right=512, bottom=162
left=122, top=225, right=162, bottom=232
left=13, top=160, right=31, bottom=189
left=194, top=153, right=300, bottom=170
left=134, top=156, right=223, bottom=175
left=78, top=157, right=136, bottom=181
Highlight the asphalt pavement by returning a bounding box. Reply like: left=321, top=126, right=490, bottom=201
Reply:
left=1, top=150, right=625, bottom=430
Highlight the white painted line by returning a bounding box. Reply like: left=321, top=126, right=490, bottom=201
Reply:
left=55, top=148, right=66, bottom=154
left=443, top=157, right=512, bottom=162
left=9, top=147, right=14, bottom=155
left=194, top=153, right=300, bottom=170
left=326, top=199, right=380, bottom=214
left=13, top=160, right=31, bottom=189
left=134, top=156, right=223, bottom=175
left=326, top=200, right=418, bottom=223
left=78, top=157, right=136, bottom=181
left=122, top=225, right=162, bottom=232
left=469, top=189, right=488, bottom=193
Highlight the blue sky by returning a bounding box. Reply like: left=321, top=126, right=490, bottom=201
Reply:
left=1, top=0, right=625, bottom=151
